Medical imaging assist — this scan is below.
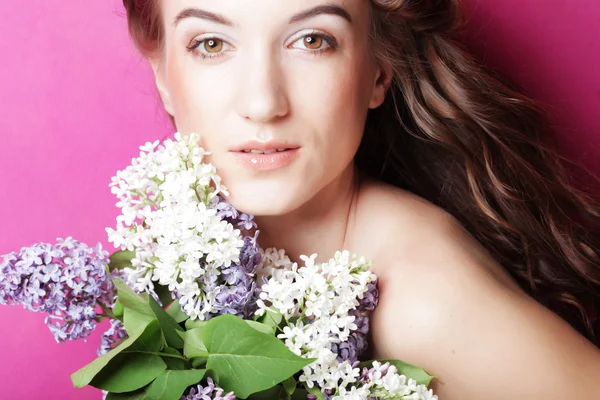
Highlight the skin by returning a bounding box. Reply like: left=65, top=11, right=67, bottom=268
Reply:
left=150, top=0, right=389, bottom=263
left=149, top=0, right=600, bottom=398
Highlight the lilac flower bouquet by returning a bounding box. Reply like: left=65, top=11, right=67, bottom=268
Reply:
left=0, top=133, right=438, bottom=399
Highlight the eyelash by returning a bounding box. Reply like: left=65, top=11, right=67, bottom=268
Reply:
left=186, top=32, right=338, bottom=59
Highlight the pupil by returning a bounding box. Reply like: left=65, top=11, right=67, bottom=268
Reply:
left=205, top=39, right=222, bottom=53
left=305, top=36, right=321, bottom=48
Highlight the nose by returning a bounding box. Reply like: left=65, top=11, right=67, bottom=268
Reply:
left=234, top=50, right=290, bottom=123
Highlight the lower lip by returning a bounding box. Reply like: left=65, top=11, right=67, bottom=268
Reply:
left=230, top=148, right=300, bottom=171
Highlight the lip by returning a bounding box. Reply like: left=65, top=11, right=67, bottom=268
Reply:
left=229, top=139, right=300, bottom=153
left=230, top=148, right=300, bottom=171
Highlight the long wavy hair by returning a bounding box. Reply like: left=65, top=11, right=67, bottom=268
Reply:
left=121, top=0, right=600, bottom=346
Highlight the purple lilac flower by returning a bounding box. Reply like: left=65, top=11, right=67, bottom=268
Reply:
left=0, top=237, right=116, bottom=343
left=170, top=197, right=262, bottom=320
left=209, top=232, right=263, bottom=319
left=331, top=280, right=379, bottom=363
left=358, top=280, right=379, bottom=312
left=331, top=310, right=370, bottom=364
left=180, top=377, right=236, bottom=400
left=210, top=195, right=257, bottom=231
left=97, top=319, right=128, bottom=356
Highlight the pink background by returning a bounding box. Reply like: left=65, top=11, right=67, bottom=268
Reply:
left=0, top=1, right=598, bottom=398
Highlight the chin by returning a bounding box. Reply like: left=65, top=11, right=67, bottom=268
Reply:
left=222, top=181, right=305, bottom=217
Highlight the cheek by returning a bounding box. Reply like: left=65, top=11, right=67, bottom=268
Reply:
left=167, top=57, right=231, bottom=144
left=295, top=58, right=372, bottom=153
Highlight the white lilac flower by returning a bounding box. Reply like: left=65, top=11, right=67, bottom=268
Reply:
left=106, top=132, right=261, bottom=320
left=255, top=247, right=292, bottom=285
left=257, top=249, right=377, bottom=391
left=357, top=362, right=439, bottom=400
left=330, top=385, right=372, bottom=400
left=256, top=250, right=434, bottom=399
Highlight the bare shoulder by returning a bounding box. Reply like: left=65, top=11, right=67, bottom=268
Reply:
left=353, top=178, right=600, bottom=399
left=353, top=177, right=520, bottom=288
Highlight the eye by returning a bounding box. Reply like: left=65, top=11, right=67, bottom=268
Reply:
left=301, top=35, right=323, bottom=50
left=186, top=37, right=232, bottom=58
left=290, top=32, right=338, bottom=53
left=203, top=38, right=223, bottom=53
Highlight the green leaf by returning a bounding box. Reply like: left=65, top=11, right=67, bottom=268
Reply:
left=245, top=320, right=276, bottom=336
left=112, top=297, right=124, bottom=319
left=128, top=317, right=164, bottom=353
left=114, top=279, right=155, bottom=335
left=358, top=359, right=435, bottom=387
left=160, top=347, right=188, bottom=370
left=282, top=376, right=296, bottom=395
left=109, top=250, right=136, bottom=271
left=184, top=316, right=275, bottom=336
left=90, top=353, right=167, bottom=393
left=71, top=319, right=163, bottom=388
left=290, top=389, right=310, bottom=400
left=190, top=356, right=208, bottom=369
left=123, top=307, right=156, bottom=339
left=148, top=294, right=185, bottom=349
left=113, top=278, right=153, bottom=316
left=258, top=309, right=283, bottom=331
left=184, top=328, right=209, bottom=359
left=247, top=385, right=289, bottom=400
left=185, top=318, right=208, bottom=331
left=114, top=277, right=184, bottom=348
left=203, top=314, right=315, bottom=399
left=166, top=299, right=189, bottom=323
left=145, top=369, right=207, bottom=400
left=105, top=389, right=147, bottom=400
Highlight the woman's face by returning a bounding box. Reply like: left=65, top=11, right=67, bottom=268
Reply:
left=151, top=0, right=389, bottom=216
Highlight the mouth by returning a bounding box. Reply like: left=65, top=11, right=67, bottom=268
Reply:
left=229, top=139, right=301, bottom=154
left=239, top=148, right=296, bottom=155
left=229, top=147, right=301, bottom=171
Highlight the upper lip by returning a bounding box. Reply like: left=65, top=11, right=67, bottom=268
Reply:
left=229, top=139, right=300, bottom=152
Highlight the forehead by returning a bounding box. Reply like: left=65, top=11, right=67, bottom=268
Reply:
left=159, top=0, right=370, bottom=31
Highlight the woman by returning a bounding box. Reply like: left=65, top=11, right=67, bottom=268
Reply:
left=122, top=0, right=600, bottom=398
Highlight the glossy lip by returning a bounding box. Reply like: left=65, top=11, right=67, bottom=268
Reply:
left=229, top=148, right=300, bottom=171
left=229, top=139, right=300, bottom=153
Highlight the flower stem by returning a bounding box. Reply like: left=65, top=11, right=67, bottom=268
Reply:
left=98, top=302, right=116, bottom=319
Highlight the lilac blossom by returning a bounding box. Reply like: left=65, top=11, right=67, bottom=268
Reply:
left=331, top=280, right=379, bottom=364
left=195, top=231, right=263, bottom=320
left=211, top=194, right=257, bottom=231
left=181, top=377, right=235, bottom=400
left=331, top=311, right=370, bottom=364
left=166, top=194, right=262, bottom=321
left=97, top=319, right=128, bottom=356
left=358, top=280, right=379, bottom=312
left=0, top=237, right=116, bottom=343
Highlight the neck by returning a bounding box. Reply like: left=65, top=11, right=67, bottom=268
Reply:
left=253, top=163, right=362, bottom=264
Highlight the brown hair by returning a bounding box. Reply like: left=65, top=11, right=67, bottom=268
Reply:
left=122, top=0, right=600, bottom=346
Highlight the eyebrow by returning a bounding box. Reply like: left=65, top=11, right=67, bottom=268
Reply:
left=172, top=3, right=353, bottom=28
left=288, top=4, right=353, bottom=24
